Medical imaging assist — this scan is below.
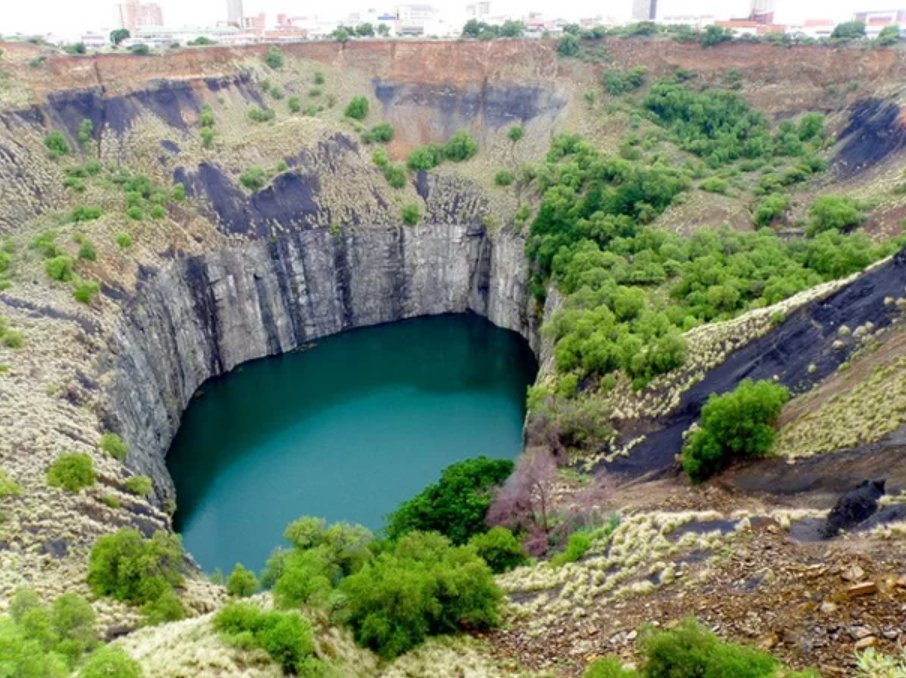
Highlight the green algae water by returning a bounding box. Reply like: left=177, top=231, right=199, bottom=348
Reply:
left=167, top=314, right=537, bottom=574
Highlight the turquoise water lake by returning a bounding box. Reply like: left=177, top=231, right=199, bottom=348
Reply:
left=167, top=313, right=536, bottom=573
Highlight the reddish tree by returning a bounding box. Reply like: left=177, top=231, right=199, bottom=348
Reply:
left=487, top=447, right=557, bottom=536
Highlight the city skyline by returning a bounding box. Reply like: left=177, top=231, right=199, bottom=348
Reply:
left=1, top=0, right=864, bottom=39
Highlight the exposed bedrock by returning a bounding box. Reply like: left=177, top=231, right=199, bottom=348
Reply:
left=100, top=224, right=538, bottom=502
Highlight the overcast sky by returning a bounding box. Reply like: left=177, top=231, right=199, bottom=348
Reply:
left=2, top=0, right=859, bottom=39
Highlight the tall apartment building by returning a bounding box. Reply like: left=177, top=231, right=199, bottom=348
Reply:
left=116, top=0, right=164, bottom=32
left=227, top=0, right=244, bottom=27
left=631, top=0, right=658, bottom=21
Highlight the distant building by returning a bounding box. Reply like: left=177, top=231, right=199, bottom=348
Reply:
left=115, top=0, right=164, bottom=32
left=631, top=0, right=658, bottom=21
left=465, top=2, right=491, bottom=20
left=853, top=9, right=906, bottom=38
left=788, top=18, right=835, bottom=39
left=227, top=0, right=244, bottom=27
left=750, top=0, right=775, bottom=24
left=395, top=4, right=442, bottom=36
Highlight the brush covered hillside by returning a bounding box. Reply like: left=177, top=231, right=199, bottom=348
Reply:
left=0, top=33, right=905, bottom=677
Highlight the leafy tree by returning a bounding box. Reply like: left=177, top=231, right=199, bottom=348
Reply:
left=401, top=204, right=420, bottom=226
left=44, top=131, right=70, bottom=158
left=263, top=47, right=283, bottom=69
left=557, top=34, right=581, bottom=57
left=383, top=164, right=406, bottom=188
left=876, top=25, right=901, bottom=46
left=467, top=526, right=527, bottom=573
left=214, top=602, right=316, bottom=674
left=247, top=106, right=275, bottom=123
left=332, top=27, right=350, bottom=42
left=700, top=25, right=734, bottom=47
left=141, top=588, right=185, bottom=625
left=508, top=125, right=524, bottom=143
left=386, top=456, right=514, bottom=544
left=87, top=528, right=183, bottom=605
left=754, top=193, right=788, bottom=227
left=287, top=95, right=301, bottom=113
left=344, top=96, right=369, bottom=120
left=362, top=122, right=394, bottom=143
left=499, top=20, right=526, bottom=38
left=128, top=44, right=150, bottom=56
left=488, top=448, right=557, bottom=551
left=78, top=646, right=142, bottom=678
left=46, top=453, right=95, bottom=492
left=832, top=20, right=866, bottom=40
left=73, top=280, right=100, bottom=304
left=339, top=532, right=501, bottom=658
left=495, top=170, right=514, bottom=186
left=407, top=145, right=443, bottom=171
left=443, top=130, right=478, bottom=161
left=71, top=205, right=102, bottom=222
left=109, top=28, right=130, bottom=46
left=355, top=23, right=374, bottom=37
left=682, top=379, right=789, bottom=482
left=64, top=43, right=87, bottom=55
left=239, top=167, right=267, bottom=191
left=77, top=119, right=94, bottom=148
left=807, top=195, right=867, bottom=235
left=227, top=563, right=258, bottom=597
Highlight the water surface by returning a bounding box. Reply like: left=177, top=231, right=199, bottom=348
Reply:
left=168, top=314, right=536, bottom=573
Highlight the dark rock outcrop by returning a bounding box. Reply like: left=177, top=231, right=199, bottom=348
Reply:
left=821, top=479, right=886, bottom=538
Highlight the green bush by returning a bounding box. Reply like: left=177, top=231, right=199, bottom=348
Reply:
left=682, top=379, right=789, bottom=482
left=44, top=131, right=70, bottom=158
left=140, top=588, right=185, bottom=625
left=288, top=95, right=301, bottom=113
left=807, top=195, right=867, bottom=235
left=78, top=646, right=142, bottom=678
left=550, top=530, right=592, bottom=566
left=45, top=256, right=75, bottom=282
left=603, top=66, right=647, bottom=95
left=467, top=526, right=527, bottom=573
left=87, top=528, right=183, bottom=605
left=344, top=96, right=370, bottom=120
left=46, top=453, right=96, bottom=492
left=384, top=164, right=406, bottom=189
left=876, top=25, right=900, bottom=46
left=508, top=125, right=524, bottom=142
left=124, top=476, right=153, bottom=497
left=372, top=148, right=390, bottom=167
left=584, top=657, right=638, bottom=677
left=172, top=183, right=186, bottom=201
left=699, top=177, right=728, bottom=194
left=339, top=531, right=501, bottom=658
left=832, top=20, right=866, bottom=40
left=201, top=127, right=215, bottom=147
left=494, top=170, right=514, bottom=186
left=557, top=34, right=581, bottom=57
left=387, top=456, right=514, bottom=544
left=214, top=602, right=316, bottom=674
left=443, top=130, right=478, bottom=162
left=115, top=233, right=134, bottom=249
left=700, top=25, right=734, bottom=47
left=407, top=145, right=443, bottom=171
left=1, top=329, right=23, bottom=349
left=240, top=167, right=267, bottom=191
left=247, top=106, right=276, bottom=123
left=362, top=122, right=394, bottom=144
left=314, top=71, right=325, bottom=84
left=77, top=240, right=97, bottom=261
left=126, top=206, right=144, bottom=221
left=401, top=204, right=420, bottom=226
left=199, top=104, right=215, bottom=127
left=77, top=119, right=94, bottom=148
left=0, top=469, right=22, bottom=498
left=264, top=47, right=284, bottom=69
left=73, top=280, right=100, bottom=304
left=149, top=204, right=166, bottom=220
left=227, top=563, right=258, bottom=597
left=71, top=205, right=102, bottom=222
left=30, top=230, right=61, bottom=258
left=754, top=193, right=789, bottom=227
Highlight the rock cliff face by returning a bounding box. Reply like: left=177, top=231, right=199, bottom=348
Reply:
left=101, top=224, right=537, bottom=501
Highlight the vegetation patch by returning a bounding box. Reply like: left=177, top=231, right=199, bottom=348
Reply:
left=46, top=453, right=96, bottom=492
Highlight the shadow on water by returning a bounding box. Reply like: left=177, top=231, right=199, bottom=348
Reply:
left=167, top=313, right=536, bottom=573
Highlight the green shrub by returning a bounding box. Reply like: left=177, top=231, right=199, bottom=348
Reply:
left=77, top=119, right=94, bottom=148
left=1, top=329, right=23, bottom=349
left=247, top=106, right=276, bottom=123
left=876, top=25, right=901, bottom=46
left=494, top=170, right=514, bottom=186
left=140, top=588, right=185, bottom=625
left=264, top=47, right=284, bottom=69
left=832, top=20, right=866, bottom=40
left=288, top=95, right=301, bottom=113
left=240, top=167, right=267, bottom=191
left=362, top=122, right=394, bottom=143
left=30, top=230, right=61, bottom=258
left=807, top=195, right=867, bottom=235
left=71, top=205, right=102, bottom=222
left=387, top=457, right=514, bottom=544
left=699, top=177, right=728, bottom=194
left=124, top=476, right=153, bottom=497
left=46, top=453, right=96, bottom=492
left=99, top=494, right=121, bottom=509
left=77, top=239, right=97, bottom=261
left=50, top=593, right=98, bottom=665
left=214, top=602, right=316, bottom=674
left=199, top=104, right=215, bottom=127
left=78, top=646, right=142, bottom=678
left=603, top=67, right=647, bottom=95
left=508, top=125, right=524, bottom=142
left=269, top=86, right=284, bottom=100
left=557, top=34, right=581, bottom=57
left=129, top=44, right=151, bottom=56
left=700, top=24, right=734, bottom=47
left=227, top=563, right=258, bottom=597
left=45, top=256, right=75, bottom=282
left=407, top=145, right=443, bottom=171
left=339, top=531, right=501, bottom=658
left=44, top=131, right=70, bottom=158
left=308, top=87, right=322, bottom=97
left=682, top=379, right=789, bottom=482
left=754, top=193, right=789, bottom=227
left=384, top=164, right=406, bottom=189
left=73, top=280, right=100, bottom=304
left=550, top=530, right=592, bottom=566
left=126, top=206, right=143, bottom=221
left=344, top=96, right=370, bottom=120
left=401, top=204, right=420, bottom=226
left=201, top=127, right=215, bottom=147
left=467, top=526, right=527, bottom=573
left=584, top=657, right=639, bottom=677
left=87, top=528, right=183, bottom=605
left=314, top=71, right=325, bottom=84
left=115, top=233, right=133, bottom=249
left=372, top=148, right=390, bottom=167
left=0, top=469, right=21, bottom=498
left=443, top=130, right=478, bottom=162
left=172, top=183, right=186, bottom=201
left=149, top=205, right=166, bottom=219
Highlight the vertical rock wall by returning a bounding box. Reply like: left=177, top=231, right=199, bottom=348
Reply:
left=101, top=224, right=537, bottom=501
